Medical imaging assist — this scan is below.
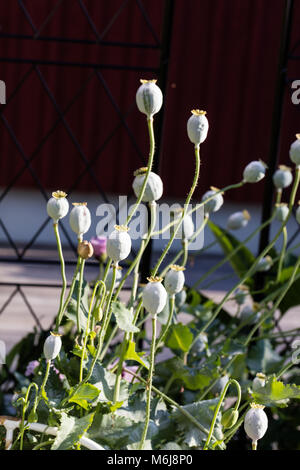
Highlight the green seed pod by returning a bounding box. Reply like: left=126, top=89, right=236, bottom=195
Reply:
left=93, top=305, right=103, bottom=323
left=221, top=408, right=239, bottom=429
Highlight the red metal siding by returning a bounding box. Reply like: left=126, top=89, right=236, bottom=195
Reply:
left=0, top=0, right=299, bottom=203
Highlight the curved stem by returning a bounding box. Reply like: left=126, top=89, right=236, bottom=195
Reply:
left=19, top=382, right=39, bottom=450
left=53, top=223, right=67, bottom=332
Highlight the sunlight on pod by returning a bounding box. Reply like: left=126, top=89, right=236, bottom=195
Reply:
left=227, top=210, right=250, bottom=230
left=187, top=109, right=209, bottom=145
left=43, top=332, right=62, bottom=361
left=164, top=265, right=185, bottom=295
left=202, top=186, right=224, bottom=214
left=47, top=190, right=69, bottom=223
left=273, top=165, right=293, bottom=189
left=252, top=373, right=266, bottom=391
left=234, top=285, right=248, bottom=305
left=105, top=265, right=123, bottom=290
left=243, top=160, right=267, bottom=183
left=69, top=202, right=91, bottom=240
left=289, top=134, right=300, bottom=166
left=132, top=167, right=163, bottom=202
left=256, top=255, right=273, bottom=272
left=275, top=203, right=289, bottom=222
left=107, top=225, right=131, bottom=263
left=142, top=276, right=168, bottom=317
left=171, top=208, right=194, bottom=240
left=244, top=403, right=268, bottom=450
left=136, top=79, right=163, bottom=118
left=240, top=303, right=261, bottom=325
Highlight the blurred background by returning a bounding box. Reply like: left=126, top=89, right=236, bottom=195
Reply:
left=0, top=0, right=300, bottom=349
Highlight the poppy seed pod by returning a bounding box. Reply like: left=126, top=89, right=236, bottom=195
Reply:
left=47, top=191, right=69, bottom=223
left=142, top=276, right=168, bottom=317
left=244, top=404, right=268, bottom=447
left=289, top=134, right=300, bottom=166
left=77, top=240, right=94, bottom=260
left=273, top=165, right=293, bottom=189
left=136, top=79, right=163, bottom=117
left=275, top=203, right=289, bottom=222
left=227, top=210, right=250, bottom=230
left=187, top=109, right=209, bottom=145
left=202, top=187, right=224, bottom=214
left=252, top=373, right=266, bottom=391
left=164, top=265, right=185, bottom=295
left=107, top=225, right=131, bottom=262
left=243, top=160, right=267, bottom=183
left=132, top=167, right=163, bottom=202
left=105, top=265, right=123, bottom=290
left=240, top=304, right=261, bottom=325
left=171, top=208, right=194, bottom=240
left=69, top=203, right=91, bottom=240
left=234, top=285, right=248, bottom=305
left=43, top=332, right=62, bottom=361
left=257, top=255, right=273, bottom=272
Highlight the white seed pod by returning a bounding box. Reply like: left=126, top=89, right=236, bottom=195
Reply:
left=252, top=373, right=266, bottom=391
left=69, top=203, right=91, bottom=239
left=243, top=160, right=267, bottom=183
left=234, top=285, right=248, bottom=305
left=191, top=332, right=208, bottom=355
left=227, top=210, right=250, bottom=230
left=296, top=203, right=300, bottom=224
left=275, top=203, right=289, bottom=222
left=142, top=276, right=168, bottom=317
left=289, top=134, right=300, bottom=166
left=43, top=332, right=62, bottom=361
left=47, top=191, right=69, bottom=223
left=244, top=404, right=268, bottom=446
left=136, top=79, right=163, bottom=117
left=105, top=265, right=123, bottom=290
left=273, top=165, right=293, bottom=189
left=240, top=304, right=260, bottom=325
left=171, top=209, right=194, bottom=240
left=211, top=374, right=229, bottom=395
left=257, top=255, right=273, bottom=272
left=202, top=187, right=224, bottom=214
left=106, top=225, right=131, bottom=262
left=132, top=167, right=163, bottom=202
left=164, top=265, right=185, bottom=295
left=187, top=109, right=209, bottom=145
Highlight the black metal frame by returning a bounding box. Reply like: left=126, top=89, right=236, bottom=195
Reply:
left=0, top=0, right=175, bottom=328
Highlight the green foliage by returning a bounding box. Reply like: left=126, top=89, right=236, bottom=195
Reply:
left=112, top=301, right=140, bottom=333
left=252, top=376, right=300, bottom=407
left=51, top=412, right=95, bottom=450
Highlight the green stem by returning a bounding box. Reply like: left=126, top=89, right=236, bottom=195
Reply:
left=277, top=226, right=287, bottom=282
left=156, top=295, right=175, bottom=351
left=113, top=335, right=128, bottom=404
left=76, top=258, right=85, bottom=332
left=152, top=144, right=201, bottom=277
left=19, top=382, right=39, bottom=450
left=53, top=223, right=67, bottom=331
left=139, top=316, right=157, bottom=450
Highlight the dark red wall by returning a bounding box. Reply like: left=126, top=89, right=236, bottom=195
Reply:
left=0, top=0, right=300, bottom=203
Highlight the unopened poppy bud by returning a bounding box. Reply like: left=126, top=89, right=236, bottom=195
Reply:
left=132, top=167, right=163, bottom=202
left=221, top=408, right=239, bottom=429
left=202, top=187, right=224, bottom=214
left=252, top=373, right=266, bottom=391
left=244, top=403, right=268, bottom=449
left=289, top=134, right=300, bottom=166
left=93, top=305, right=103, bottom=323
left=43, top=332, right=62, bottom=361
left=275, top=203, right=289, bottom=222
left=273, top=165, right=293, bottom=189
left=47, top=191, right=69, bottom=223
left=107, top=225, right=131, bottom=262
left=143, top=276, right=168, bottom=317
left=187, top=109, right=209, bottom=145
left=69, top=203, right=91, bottom=240
left=28, top=409, right=38, bottom=423
left=136, top=79, right=163, bottom=117
left=243, top=160, right=267, bottom=183
left=227, top=210, right=250, bottom=230
left=257, top=255, right=273, bottom=272
left=164, top=265, right=185, bottom=295
left=77, top=240, right=94, bottom=259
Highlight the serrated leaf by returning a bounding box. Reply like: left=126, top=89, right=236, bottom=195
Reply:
left=247, top=339, right=284, bottom=374
left=166, top=323, right=193, bottom=352
left=68, top=383, right=100, bottom=410
left=112, top=301, right=140, bottom=333
left=252, top=375, right=300, bottom=407
left=88, top=359, right=129, bottom=404
left=51, top=412, right=95, bottom=450
left=124, top=340, right=149, bottom=369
